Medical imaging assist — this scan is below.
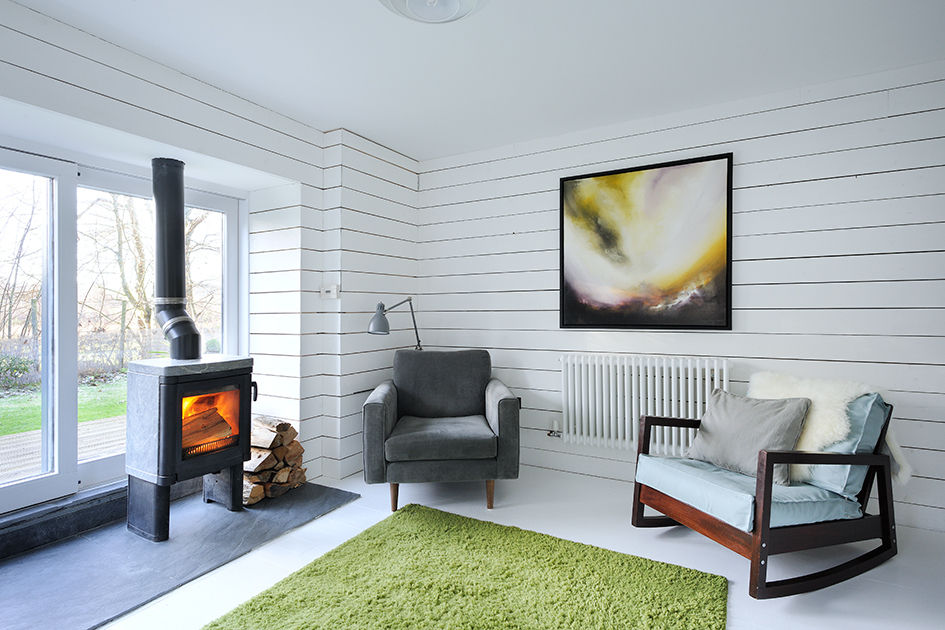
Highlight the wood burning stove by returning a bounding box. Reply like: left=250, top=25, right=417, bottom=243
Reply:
left=126, top=357, right=253, bottom=541
left=125, top=158, right=254, bottom=541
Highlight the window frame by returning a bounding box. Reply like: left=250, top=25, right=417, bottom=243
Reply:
left=0, top=148, right=249, bottom=512
left=0, top=147, right=79, bottom=512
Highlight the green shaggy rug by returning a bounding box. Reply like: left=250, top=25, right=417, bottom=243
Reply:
left=205, top=504, right=727, bottom=630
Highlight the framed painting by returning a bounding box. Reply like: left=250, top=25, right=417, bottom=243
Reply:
left=560, top=153, right=733, bottom=329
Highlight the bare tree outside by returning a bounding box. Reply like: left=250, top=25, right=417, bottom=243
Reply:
left=74, top=187, right=223, bottom=376
left=0, top=167, right=49, bottom=483
left=72, top=187, right=223, bottom=461
left=0, top=169, right=47, bottom=387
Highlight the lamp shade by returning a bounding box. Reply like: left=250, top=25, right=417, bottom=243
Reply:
left=368, top=302, right=390, bottom=335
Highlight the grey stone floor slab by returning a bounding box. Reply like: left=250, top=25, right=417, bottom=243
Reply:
left=0, top=482, right=359, bottom=630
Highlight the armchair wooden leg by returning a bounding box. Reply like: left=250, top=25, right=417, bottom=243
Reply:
left=485, top=480, right=495, bottom=509
left=390, top=483, right=399, bottom=512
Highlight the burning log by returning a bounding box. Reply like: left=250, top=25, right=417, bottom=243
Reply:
left=242, top=415, right=306, bottom=505
left=181, top=407, right=232, bottom=449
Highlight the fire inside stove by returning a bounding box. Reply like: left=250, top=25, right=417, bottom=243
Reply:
left=181, top=386, right=241, bottom=459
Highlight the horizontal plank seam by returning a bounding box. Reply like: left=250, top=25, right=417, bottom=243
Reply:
left=418, top=78, right=944, bottom=175
left=0, top=23, right=327, bottom=151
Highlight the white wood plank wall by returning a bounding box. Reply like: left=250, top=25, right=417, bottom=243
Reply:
left=416, top=61, right=945, bottom=531
left=319, top=130, right=420, bottom=479
left=0, top=1, right=324, bottom=183
left=249, top=183, right=327, bottom=478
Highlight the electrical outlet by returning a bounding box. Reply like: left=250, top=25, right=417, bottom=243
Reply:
left=320, top=284, right=339, bottom=299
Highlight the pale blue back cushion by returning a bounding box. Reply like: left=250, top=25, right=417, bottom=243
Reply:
left=636, top=454, right=862, bottom=532
left=805, top=393, right=889, bottom=499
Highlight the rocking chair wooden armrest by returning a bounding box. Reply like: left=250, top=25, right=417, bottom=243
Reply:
left=757, top=450, right=889, bottom=467
left=637, top=415, right=702, bottom=456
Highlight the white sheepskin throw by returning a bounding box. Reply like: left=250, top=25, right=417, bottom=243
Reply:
left=883, top=428, right=914, bottom=486
left=747, top=371, right=871, bottom=481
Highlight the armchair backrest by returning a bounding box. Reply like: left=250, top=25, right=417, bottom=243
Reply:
left=393, top=349, right=491, bottom=418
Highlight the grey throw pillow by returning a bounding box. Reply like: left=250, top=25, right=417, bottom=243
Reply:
left=687, top=389, right=810, bottom=485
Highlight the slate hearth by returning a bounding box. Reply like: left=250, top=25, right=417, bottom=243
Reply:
left=0, top=483, right=359, bottom=630
left=0, top=477, right=201, bottom=560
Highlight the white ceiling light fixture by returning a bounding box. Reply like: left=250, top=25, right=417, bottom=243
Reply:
left=379, top=0, right=481, bottom=24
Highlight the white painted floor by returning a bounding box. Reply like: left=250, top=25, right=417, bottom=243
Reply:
left=103, top=466, right=945, bottom=629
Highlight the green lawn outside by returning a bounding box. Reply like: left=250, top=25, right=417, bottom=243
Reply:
left=0, top=377, right=127, bottom=436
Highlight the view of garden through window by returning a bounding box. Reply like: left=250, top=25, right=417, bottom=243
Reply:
left=0, top=170, right=224, bottom=482
left=0, top=168, right=49, bottom=484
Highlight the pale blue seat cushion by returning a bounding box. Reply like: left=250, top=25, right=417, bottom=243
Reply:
left=636, top=454, right=862, bottom=532
left=806, top=393, right=889, bottom=500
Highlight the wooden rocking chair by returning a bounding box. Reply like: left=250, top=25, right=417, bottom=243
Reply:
left=631, top=404, right=897, bottom=599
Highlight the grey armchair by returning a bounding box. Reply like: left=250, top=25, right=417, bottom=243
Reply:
left=362, top=349, right=520, bottom=511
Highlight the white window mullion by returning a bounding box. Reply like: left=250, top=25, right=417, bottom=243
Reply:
left=222, top=200, right=246, bottom=356
left=51, top=173, right=79, bottom=485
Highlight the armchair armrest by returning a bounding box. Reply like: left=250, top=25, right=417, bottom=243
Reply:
left=362, top=380, right=398, bottom=484
left=637, top=415, right=702, bottom=456
left=486, top=378, right=520, bottom=478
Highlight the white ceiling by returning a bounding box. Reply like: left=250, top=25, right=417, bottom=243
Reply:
left=14, top=0, right=945, bottom=161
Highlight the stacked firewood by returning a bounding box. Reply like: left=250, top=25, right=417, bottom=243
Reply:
left=242, top=416, right=306, bottom=505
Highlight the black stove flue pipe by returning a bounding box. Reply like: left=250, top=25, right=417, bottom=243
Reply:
left=152, top=158, right=201, bottom=360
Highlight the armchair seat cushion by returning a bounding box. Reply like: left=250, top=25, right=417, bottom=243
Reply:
left=385, top=415, right=497, bottom=462
left=636, top=454, right=862, bottom=532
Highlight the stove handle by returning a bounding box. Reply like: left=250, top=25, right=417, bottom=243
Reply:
left=251, top=381, right=258, bottom=402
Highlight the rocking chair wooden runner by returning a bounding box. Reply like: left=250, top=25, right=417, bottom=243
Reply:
left=631, top=405, right=897, bottom=599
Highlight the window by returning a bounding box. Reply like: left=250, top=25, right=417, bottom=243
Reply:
left=0, top=167, right=51, bottom=484
left=74, top=188, right=228, bottom=464
left=0, top=151, right=246, bottom=513
left=0, top=149, right=78, bottom=511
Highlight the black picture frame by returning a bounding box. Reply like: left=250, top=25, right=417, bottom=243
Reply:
left=560, top=153, right=733, bottom=330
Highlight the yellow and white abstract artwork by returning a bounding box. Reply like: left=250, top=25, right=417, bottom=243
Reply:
left=560, top=154, right=732, bottom=328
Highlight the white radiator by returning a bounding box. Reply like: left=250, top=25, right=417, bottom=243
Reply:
left=560, top=353, right=729, bottom=456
